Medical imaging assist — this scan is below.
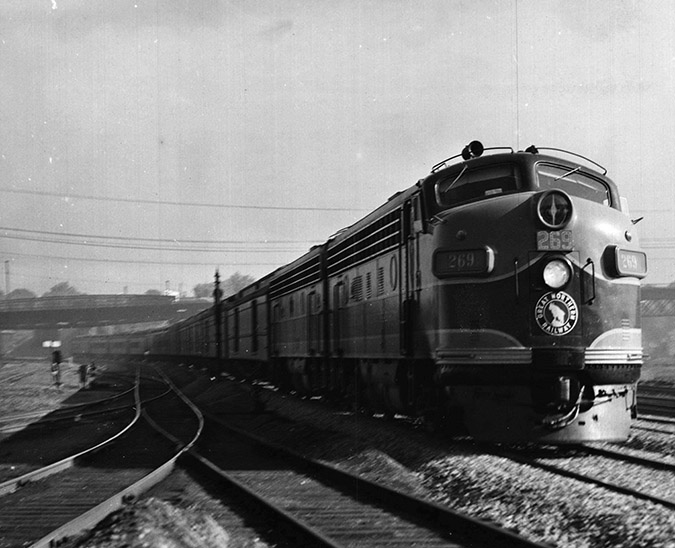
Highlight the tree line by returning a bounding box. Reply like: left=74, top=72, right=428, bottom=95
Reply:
left=0, top=272, right=255, bottom=301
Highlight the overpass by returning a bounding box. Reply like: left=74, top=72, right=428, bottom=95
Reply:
left=0, top=294, right=211, bottom=329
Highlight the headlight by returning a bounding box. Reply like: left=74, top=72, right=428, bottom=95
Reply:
left=543, top=259, right=572, bottom=289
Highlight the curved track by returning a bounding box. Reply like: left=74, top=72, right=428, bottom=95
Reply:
left=0, top=371, right=141, bottom=484
left=0, top=367, right=203, bottom=548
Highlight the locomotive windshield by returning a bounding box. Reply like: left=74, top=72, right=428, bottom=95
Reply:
left=537, top=164, right=611, bottom=206
left=435, top=163, right=519, bottom=207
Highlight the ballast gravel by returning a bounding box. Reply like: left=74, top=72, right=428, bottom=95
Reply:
left=191, top=376, right=675, bottom=548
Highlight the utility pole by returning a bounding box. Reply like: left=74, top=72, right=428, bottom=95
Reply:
left=1, top=261, right=7, bottom=364
left=213, top=270, right=222, bottom=377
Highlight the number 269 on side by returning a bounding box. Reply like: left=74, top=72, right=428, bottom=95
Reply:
left=537, top=230, right=574, bottom=251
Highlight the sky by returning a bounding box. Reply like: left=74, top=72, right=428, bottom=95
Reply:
left=1, top=0, right=674, bottom=297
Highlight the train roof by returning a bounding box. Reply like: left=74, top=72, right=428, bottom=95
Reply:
left=429, top=142, right=609, bottom=175
left=424, top=144, right=617, bottom=189
left=419, top=143, right=622, bottom=216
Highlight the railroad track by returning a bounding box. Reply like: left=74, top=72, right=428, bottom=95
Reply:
left=172, top=409, right=549, bottom=548
left=637, top=395, right=675, bottom=417
left=0, top=373, right=140, bottom=484
left=0, top=366, right=36, bottom=386
left=0, top=371, right=30, bottom=385
left=633, top=416, right=675, bottom=434
left=637, top=384, right=675, bottom=418
left=5, top=361, right=667, bottom=548
left=0, top=367, right=202, bottom=548
left=0, top=375, right=137, bottom=436
left=170, top=371, right=674, bottom=547
left=578, top=443, right=675, bottom=472
left=493, top=444, right=675, bottom=511
left=182, top=371, right=675, bottom=547
left=151, top=364, right=556, bottom=547
left=1, top=362, right=551, bottom=548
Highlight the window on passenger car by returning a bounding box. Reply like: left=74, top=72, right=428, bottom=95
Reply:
left=435, top=163, right=519, bottom=208
left=537, top=164, right=611, bottom=206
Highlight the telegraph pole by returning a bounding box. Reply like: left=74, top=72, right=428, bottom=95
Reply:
left=213, top=270, right=222, bottom=377
left=4, top=260, right=9, bottom=297
left=1, top=261, right=7, bottom=365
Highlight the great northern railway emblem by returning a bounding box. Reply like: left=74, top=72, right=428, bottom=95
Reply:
left=535, top=291, right=578, bottom=336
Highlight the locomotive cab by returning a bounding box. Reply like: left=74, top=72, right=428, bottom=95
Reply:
left=419, top=143, right=646, bottom=443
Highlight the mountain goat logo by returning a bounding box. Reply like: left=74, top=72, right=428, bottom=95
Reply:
left=535, top=291, right=578, bottom=336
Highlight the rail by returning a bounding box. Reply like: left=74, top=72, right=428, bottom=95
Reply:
left=25, top=368, right=202, bottom=547
left=180, top=410, right=552, bottom=548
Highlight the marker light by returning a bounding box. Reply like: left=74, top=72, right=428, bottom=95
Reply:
left=543, top=259, right=572, bottom=289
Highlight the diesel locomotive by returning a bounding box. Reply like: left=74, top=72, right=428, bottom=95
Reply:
left=74, top=142, right=647, bottom=443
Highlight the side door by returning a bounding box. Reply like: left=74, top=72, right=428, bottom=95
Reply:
left=400, top=199, right=417, bottom=356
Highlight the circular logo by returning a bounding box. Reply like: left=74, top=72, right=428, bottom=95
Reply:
left=537, top=190, right=573, bottom=229
left=534, top=291, right=578, bottom=336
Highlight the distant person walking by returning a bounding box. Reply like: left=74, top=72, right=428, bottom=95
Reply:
left=51, top=350, right=62, bottom=388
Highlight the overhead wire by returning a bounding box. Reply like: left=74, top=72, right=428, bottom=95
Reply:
left=1, top=233, right=309, bottom=253
left=0, top=226, right=315, bottom=244
left=0, top=226, right=318, bottom=251
left=4, top=249, right=284, bottom=267
left=0, top=186, right=368, bottom=212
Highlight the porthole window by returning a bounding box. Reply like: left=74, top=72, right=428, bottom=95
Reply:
left=390, top=255, right=398, bottom=290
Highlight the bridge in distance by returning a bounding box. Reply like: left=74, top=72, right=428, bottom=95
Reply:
left=0, top=294, right=212, bottom=330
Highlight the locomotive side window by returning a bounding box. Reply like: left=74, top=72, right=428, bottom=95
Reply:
left=537, top=164, right=611, bottom=206
left=435, top=163, right=519, bottom=208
